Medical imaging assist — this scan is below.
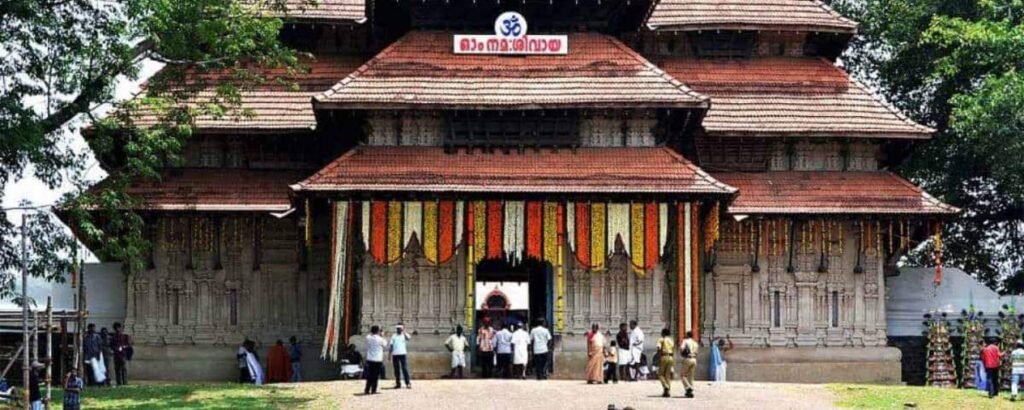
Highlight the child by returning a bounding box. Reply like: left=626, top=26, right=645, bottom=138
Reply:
left=604, top=340, right=619, bottom=384
left=63, top=368, right=84, bottom=410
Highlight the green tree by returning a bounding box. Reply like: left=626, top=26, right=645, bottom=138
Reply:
left=833, top=0, right=1024, bottom=291
left=0, top=0, right=307, bottom=300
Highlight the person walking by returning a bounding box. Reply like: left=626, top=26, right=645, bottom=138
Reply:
left=445, top=325, right=469, bottom=378
left=585, top=323, right=605, bottom=384
left=680, top=331, right=699, bottom=398
left=604, top=340, right=619, bottom=384
left=390, top=324, right=412, bottom=388
left=1011, top=340, right=1024, bottom=401
left=628, top=320, right=645, bottom=381
left=495, top=322, right=514, bottom=378
left=530, top=318, right=553, bottom=380
left=477, top=318, right=496, bottom=378
left=982, top=338, right=1002, bottom=399
left=511, top=323, right=530, bottom=380
left=656, top=328, right=675, bottom=397
left=111, top=322, right=132, bottom=386
left=364, top=325, right=387, bottom=394
left=288, top=336, right=303, bottom=382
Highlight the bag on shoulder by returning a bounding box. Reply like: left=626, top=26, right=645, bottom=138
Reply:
left=681, top=344, right=692, bottom=359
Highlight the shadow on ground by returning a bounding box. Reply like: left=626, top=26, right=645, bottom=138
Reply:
left=49, top=384, right=314, bottom=410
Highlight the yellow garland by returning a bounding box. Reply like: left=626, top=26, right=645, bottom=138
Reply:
left=591, top=203, right=606, bottom=271
left=387, top=202, right=403, bottom=263
left=630, top=203, right=645, bottom=272
left=543, top=202, right=559, bottom=265
left=423, top=201, right=439, bottom=264
left=888, top=220, right=894, bottom=254
left=704, top=202, right=720, bottom=252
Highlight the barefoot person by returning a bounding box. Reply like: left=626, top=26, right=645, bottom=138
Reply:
left=628, top=320, right=645, bottom=381
left=390, top=324, right=412, bottom=389
left=364, top=325, right=387, bottom=394
left=710, top=335, right=734, bottom=383
left=445, top=325, right=469, bottom=379
left=656, top=328, right=675, bottom=397
left=604, top=340, right=619, bottom=384
left=585, top=323, right=605, bottom=384
left=477, top=318, right=496, bottom=378
left=511, top=323, right=530, bottom=379
left=495, top=322, right=514, bottom=378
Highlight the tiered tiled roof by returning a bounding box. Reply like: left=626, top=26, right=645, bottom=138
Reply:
left=660, top=57, right=934, bottom=138
left=315, top=31, right=708, bottom=110
left=130, top=55, right=364, bottom=132
left=294, top=147, right=736, bottom=195
left=268, top=0, right=366, bottom=22
left=95, top=169, right=307, bottom=211
left=712, top=171, right=959, bottom=214
left=645, top=0, right=857, bottom=33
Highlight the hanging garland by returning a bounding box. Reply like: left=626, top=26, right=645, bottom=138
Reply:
left=934, top=221, right=944, bottom=284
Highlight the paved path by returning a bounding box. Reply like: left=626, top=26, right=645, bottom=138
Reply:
left=304, top=379, right=837, bottom=410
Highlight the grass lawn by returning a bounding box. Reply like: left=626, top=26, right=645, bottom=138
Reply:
left=829, top=384, right=1024, bottom=409
left=41, top=383, right=326, bottom=409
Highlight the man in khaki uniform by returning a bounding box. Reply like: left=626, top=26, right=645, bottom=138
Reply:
left=680, top=331, right=699, bottom=398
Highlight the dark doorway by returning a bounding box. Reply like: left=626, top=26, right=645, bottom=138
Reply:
left=476, top=257, right=551, bottom=327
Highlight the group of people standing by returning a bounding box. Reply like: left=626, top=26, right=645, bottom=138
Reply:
left=583, top=322, right=702, bottom=398
left=82, top=322, right=132, bottom=387
left=237, top=336, right=304, bottom=385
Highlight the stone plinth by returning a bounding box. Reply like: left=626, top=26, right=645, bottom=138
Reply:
left=713, top=347, right=902, bottom=384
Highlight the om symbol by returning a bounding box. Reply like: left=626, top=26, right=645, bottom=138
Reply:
left=501, top=16, right=522, bottom=37
left=494, top=12, right=527, bottom=38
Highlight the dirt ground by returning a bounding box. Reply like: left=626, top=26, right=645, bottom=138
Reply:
left=298, top=379, right=837, bottom=410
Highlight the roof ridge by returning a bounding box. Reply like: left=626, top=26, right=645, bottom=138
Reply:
left=846, top=73, right=935, bottom=135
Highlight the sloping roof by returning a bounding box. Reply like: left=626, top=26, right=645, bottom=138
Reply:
left=93, top=169, right=306, bottom=211
left=314, top=31, right=708, bottom=110
left=659, top=57, right=934, bottom=139
left=129, top=55, right=364, bottom=132
left=294, top=146, right=736, bottom=195
left=268, top=0, right=366, bottom=22
left=645, top=0, right=857, bottom=33
left=712, top=171, right=959, bottom=215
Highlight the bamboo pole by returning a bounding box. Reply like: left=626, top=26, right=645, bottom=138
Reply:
left=21, top=213, right=30, bottom=410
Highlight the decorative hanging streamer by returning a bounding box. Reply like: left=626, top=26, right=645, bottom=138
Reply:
left=322, top=201, right=351, bottom=361
left=387, top=202, right=403, bottom=263
left=472, top=201, right=487, bottom=264
left=554, top=203, right=567, bottom=332
left=455, top=201, right=465, bottom=249
left=438, top=201, right=457, bottom=264
left=304, top=199, right=313, bottom=250
left=423, top=201, right=439, bottom=264
left=526, top=201, right=543, bottom=260
left=607, top=203, right=631, bottom=256
left=574, top=203, right=591, bottom=266
left=566, top=203, right=576, bottom=252
left=361, top=201, right=371, bottom=250
left=542, top=202, right=561, bottom=264
left=486, top=201, right=504, bottom=260
left=934, top=221, right=943, bottom=284
left=590, top=203, right=607, bottom=270
left=691, top=202, right=700, bottom=340
left=370, top=201, right=388, bottom=264
left=704, top=202, right=720, bottom=252
left=402, top=201, right=423, bottom=246
left=630, top=203, right=646, bottom=273
left=465, top=203, right=476, bottom=329
left=659, top=203, right=669, bottom=257
left=504, top=201, right=525, bottom=264
left=645, top=203, right=659, bottom=270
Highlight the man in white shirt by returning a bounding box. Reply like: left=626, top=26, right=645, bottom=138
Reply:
left=445, top=325, right=470, bottom=379
left=511, top=322, right=531, bottom=380
left=389, top=324, right=412, bottom=389
left=629, top=320, right=645, bottom=380
left=364, top=325, right=387, bottom=394
left=530, top=318, right=553, bottom=380
left=494, top=322, right=514, bottom=378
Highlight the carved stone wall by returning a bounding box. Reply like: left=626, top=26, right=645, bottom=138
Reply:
left=126, top=213, right=329, bottom=346
left=563, top=252, right=670, bottom=334
left=704, top=220, right=888, bottom=348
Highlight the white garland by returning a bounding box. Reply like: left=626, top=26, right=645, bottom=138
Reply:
left=566, top=203, right=576, bottom=252
left=658, top=203, right=668, bottom=257
left=361, top=201, right=371, bottom=251
left=402, top=201, right=422, bottom=246
left=504, top=201, right=525, bottom=264
left=455, top=202, right=465, bottom=248
left=607, top=203, right=631, bottom=256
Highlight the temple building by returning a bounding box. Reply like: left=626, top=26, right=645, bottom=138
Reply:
left=80, top=0, right=957, bottom=382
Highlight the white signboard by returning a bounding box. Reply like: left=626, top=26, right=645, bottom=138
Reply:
left=453, top=12, right=569, bottom=55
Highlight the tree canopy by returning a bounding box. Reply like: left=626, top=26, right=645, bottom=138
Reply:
left=0, top=0, right=307, bottom=300
left=834, top=0, right=1024, bottom=291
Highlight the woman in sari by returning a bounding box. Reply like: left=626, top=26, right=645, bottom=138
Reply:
left=585, top=323, right=605, bottom=384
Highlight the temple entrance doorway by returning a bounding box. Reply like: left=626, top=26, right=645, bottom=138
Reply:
left=474, top=258, right=553, bottom=376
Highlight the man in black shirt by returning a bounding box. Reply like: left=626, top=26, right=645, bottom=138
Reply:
left=29, top=361, right=44, bottom=410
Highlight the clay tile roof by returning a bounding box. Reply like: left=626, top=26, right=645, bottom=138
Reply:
left=293, top=146, right=736, bottom=195
left=314, top=31, right=708, bottom=110
left=129, top=54, right=364, bottom=133
left=712, top=171, right=959, bottom=215
left=645, top=0, right=857, bottom=33
left=92, top=169, right=307, bottom=212
left=659, top=57, right=934, bottom=139
left=263, top=0, right=366, bottom=22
